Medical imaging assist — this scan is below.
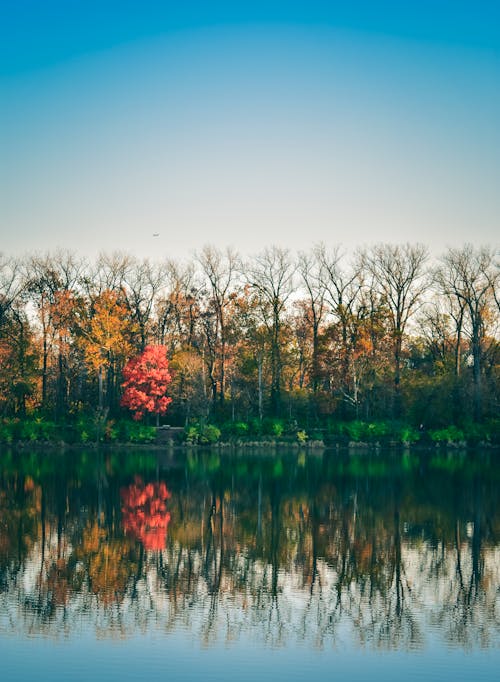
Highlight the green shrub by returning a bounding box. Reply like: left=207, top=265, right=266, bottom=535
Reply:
left=221, top=420, right=249, bottom=439
left=325, top=419, right=422, bottom=444
left=296, top=429, right=308, bottom=444
left=17, top=418, right=57, bottom=442
left=249, top=418, right=264, bottom=436
left=366, top=421, right=390, bottom=441
left=75, top=416, right=98, bottom=443
left=461, top=421, right=490, bottom=444
left=19, top=420, right=39, bottom=441
left=262, top=418, right=284, bottom=438
left=199, top=424, right=221, bottom=444
left=397, top=425, right=420, bottom=444
left=117, top=419, right=156, bottom=443
left=0, top=419, right=15, bottom=443
left=429, top=425, right=465, bottom=443
left=344, top=420, right=366, bottom=441
left=79, top=429, right=90, bottom=443
left=184, top=425, right=199, bottom=444
left=184, top=423, right=221, bottom=444
left=485, top=419, right=500, bottom=444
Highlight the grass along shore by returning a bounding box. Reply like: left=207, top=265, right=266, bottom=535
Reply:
left=0, top=415, right=498, bottom=449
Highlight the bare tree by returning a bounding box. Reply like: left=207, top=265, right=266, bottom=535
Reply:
left=433, top=262, right=468, bottom=378
left=123, top=257, right=164, bottom=350
left=82, top=251, right=133, bottom=300
left=436, top=245, right=499, bottom=419
left=0, top=254, right=27, bottom=329
left=418, top=300, right=456, bottom=372
left=153, top=260, right=206, bottom=422
left=317, top=244, right=363, bottom=413
left=154, top=260, right=201, bottom=351
left=361, top=243, right=429, bottom=416
left=246, top=246, right=295, bottom=416
left=297, top=248, right=326, bottom=394
left=197, top=246, right=240, bottom=405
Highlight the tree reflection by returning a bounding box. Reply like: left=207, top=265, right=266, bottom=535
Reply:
left=0, top=448, right=499, bottom=650
left=121, top=477, right=171, bottom=550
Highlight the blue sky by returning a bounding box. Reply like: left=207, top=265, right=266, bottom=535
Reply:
left=1, top=1, right=499, bottom=260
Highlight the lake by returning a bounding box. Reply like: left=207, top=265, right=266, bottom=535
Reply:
left=1, top=446, right=499, bottom=681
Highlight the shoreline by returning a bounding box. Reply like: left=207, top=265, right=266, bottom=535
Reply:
left=2, top=437, right=498, bottom=452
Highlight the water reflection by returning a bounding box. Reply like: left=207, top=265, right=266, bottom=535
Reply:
left=0, top=448, right=499, bottom=651
left=121, top=477, right=171, bottom=550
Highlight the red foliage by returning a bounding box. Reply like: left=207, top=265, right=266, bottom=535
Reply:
left=121, top=477, right=171, bottom=551
left=121, top=344, right=173, bottom=421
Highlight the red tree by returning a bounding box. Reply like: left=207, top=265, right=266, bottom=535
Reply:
left=121, top=344, right=173, bottom=424
left=121, top=477, right=171, bottom=551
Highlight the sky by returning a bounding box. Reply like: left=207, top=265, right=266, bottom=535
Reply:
left=1, top=1, right=499, bottom=262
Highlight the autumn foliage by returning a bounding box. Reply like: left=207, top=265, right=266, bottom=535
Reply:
left=121, top=477, right=171, bottom=550
left=121, top=344, right=172, bottom=421
left=0, top=246, right=498, bottom=430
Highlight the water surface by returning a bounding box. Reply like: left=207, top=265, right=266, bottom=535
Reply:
left=1, top=447, right=499, bottom=680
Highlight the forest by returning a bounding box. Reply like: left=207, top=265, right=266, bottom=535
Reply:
left=0, top=242, right=498, bottom=445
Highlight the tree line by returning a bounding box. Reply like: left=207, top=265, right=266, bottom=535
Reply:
left=0, top=243, right=498, bottom=436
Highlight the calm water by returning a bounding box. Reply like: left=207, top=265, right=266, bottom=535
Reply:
left=0, top=446, right=499, bottom=681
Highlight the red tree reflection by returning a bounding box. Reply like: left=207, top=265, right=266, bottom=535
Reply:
left=121, top=477, right=171, bottom=550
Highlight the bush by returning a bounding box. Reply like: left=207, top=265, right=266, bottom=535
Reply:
left=459, top=420, right=499, bottom=445
left=200, top=424, right=221, bottom=444
left=485, top=419, right=500, bottom=445
left=116, top=419, right=156, bottom=443
left=220, top=420, right=250, bottom=439
left=185, top=426, right=199, bottom=444
left=0, top=419, right=15, bottom=443
left=184, top=423, right=221, bottom=445
left=366, top=421, right=390, bottom=441
left=348, top=421, right=366, bottom=441
left=19, top=418, right=57, bottom=442
left=396, top=425, right=421, bottom=444
left=296, top=429, right=308, bottom=444
left=325, top=419, right=422, bottom=444
left=262, top=418, right=285, bottom=438
left=0, top=418, right=59, bottom=443
left=429, top=425, right=465, bottom=443
left=75, top=416, right=98, bottom=443
left=249, top=418, right=263, bottom=436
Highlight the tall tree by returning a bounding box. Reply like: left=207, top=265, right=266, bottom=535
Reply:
left=76, top=289, right=135, bottom=411
left=0, top=254, right=25, bottom=332
left=317, top=244, right=363, bottom=415
left=197, top=245, right=239, bottom=407
left=436, top=245, right=499, bottom=420
left=0, top=302, right=37, bottom=416
left=0, top=256, right=30, bottom=415
left=297, top=249, right=326, bottom=394
left=123, top=258, right=164, bottom=351
left=246, top=247, right=295, bottom=416
left=361, top=243, right=429, bottom=417
left=154, top=260, right=201, bottom=351
left=26, top=251, right=84, bottom=416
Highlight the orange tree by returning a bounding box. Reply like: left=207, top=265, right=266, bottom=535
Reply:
left=77, top=289, right=135, bottom=412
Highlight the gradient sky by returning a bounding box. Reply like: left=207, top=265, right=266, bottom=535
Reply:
left=1, top=1, right=499, bottom=261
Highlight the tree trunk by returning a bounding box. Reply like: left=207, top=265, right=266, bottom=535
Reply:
left=257, top=353, right=263, bottom=422
left=98, top=365, right=104, bottom=411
